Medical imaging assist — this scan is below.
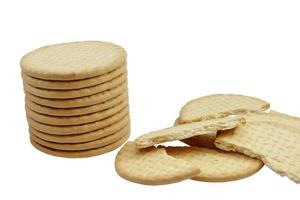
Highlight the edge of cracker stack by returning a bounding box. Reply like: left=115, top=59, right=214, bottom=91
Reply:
left=21, top=41, right=131, bottom=158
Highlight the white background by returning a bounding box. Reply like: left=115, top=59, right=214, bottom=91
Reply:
left=0, top=0, right=299, bottom=199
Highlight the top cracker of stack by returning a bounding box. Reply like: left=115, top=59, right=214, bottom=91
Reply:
left=21, top=41, right=130, bottom=158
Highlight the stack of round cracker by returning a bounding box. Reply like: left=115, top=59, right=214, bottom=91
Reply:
left=21, top=41, right=130, bottom=158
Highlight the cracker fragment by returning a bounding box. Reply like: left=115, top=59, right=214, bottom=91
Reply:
left=240, top=110, right=300, bottom=130
left=180, top=94, right=269, bottom=123
left=135, top=116, right=244, bottom=148
left=215, top=122, right=300, bottom=183
left=174, top=117, right=216, bottom=149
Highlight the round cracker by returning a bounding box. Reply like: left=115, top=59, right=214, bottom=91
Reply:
left=21, top=41, right=126, bottom=80
left=30, top=134, right=129, bottom=158
left=21, top=64, right=126, bottom=90
left=23, top=72, right=127, bottom=99
left=27, top=106, right=129, bottom=135
left=26, top=99, right=128, bottom=125
left=25, top=93, right=127, bottom=116
left=29, top=115, right=130, bottom=143
left=30, top=124, right=130, bottom=151
left=25, top=81, right=127, bottom=108
left=115, top=142, right=200, bottom=185
left=165, top=146, right=263, bottom=182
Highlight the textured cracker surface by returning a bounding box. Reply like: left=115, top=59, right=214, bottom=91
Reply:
left=165, top=146, right=263, bottom=182
left=25, top=81, right=127, bottom=108
left=23, top=73, right=126, bottom=99
left=27, top=106, right=129, bottom=135
left=174, top=117, right=216, bottom=149
left=30, top=124, right=130, bottom=151
left=215, top=122, right=300, bottom=183
left=26, top=99, right=128, bottom=125
left=31, top=133, right=129, bottom=158
left=115, top=142, right=200, bottom=185
left=22, top=64, right=126, bottom=90
left=180, top=94, right=270, bottom=123
left=21, top=41, right=126, bottom=80
left=29, top=116, right=130, bottom=143
left=240, top=111, right=300, bottom=130
left=135, top=116, right=244, bottom=148
left=25, top=93, right=127, bottom=116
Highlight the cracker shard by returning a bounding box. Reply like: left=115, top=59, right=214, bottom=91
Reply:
left=180, top=94, right=270, bottom=123
left=115, top=142, right=200, bottom=185
left=215, top=122, right=300, bottom=184
left=174, top=117, right=216, bottom=148
left=135, top=116, right=244, bottom=149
